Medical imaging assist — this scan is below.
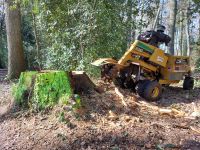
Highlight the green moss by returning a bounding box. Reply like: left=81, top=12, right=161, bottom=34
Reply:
left=32, top=71, right=72, bottom=110
left=13, top=71, right=38, bottom=107
left=13, top=71, right=73, bottom=110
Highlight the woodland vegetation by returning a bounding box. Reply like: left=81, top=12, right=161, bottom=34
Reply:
left=0, top=0, right=200, bottom=78
left=0, top=0, right=200, bottom=149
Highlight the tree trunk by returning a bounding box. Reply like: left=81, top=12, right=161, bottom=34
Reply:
left=199, top=17, right=200, bottom=42
left=186, top=8, right=190, bottom=56
left=32, top=12, right=41, bottom=69
left=184, top=0, right=191, bottom=56
left=5, top=0, right=25, bottom=78
left=139, top=0, right=145, bottom=34
left=0, top=3, right=4, bottom=68
left=153, top=7, right=160, bottom=30
left=174, top=27, right=178, bottom=55
left=168, top=0, right=177, bottom=55
left=179, top=10, right=184, bottom=56
left=159, top=0, right=164, bottom=25
left=126, top=0, right=134, bottom=47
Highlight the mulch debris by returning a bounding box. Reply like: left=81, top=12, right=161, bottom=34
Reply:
left=0, top=79, right=200, bottom=150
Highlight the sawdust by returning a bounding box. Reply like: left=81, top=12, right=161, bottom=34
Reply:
left=0, top=79, right=200, bottom=149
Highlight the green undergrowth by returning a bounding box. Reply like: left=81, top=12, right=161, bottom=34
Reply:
left=13, top=71, right=76, bottom=111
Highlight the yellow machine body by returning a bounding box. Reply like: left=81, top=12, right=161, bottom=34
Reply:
left=92, top=40, right=191, bottom=85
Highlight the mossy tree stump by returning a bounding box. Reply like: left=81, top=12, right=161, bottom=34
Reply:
left=13, top=70, right=98, bottom=111
left=13, top=71, right=73, bottom=110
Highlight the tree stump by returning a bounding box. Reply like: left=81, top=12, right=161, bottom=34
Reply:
left=71, top=71, right=96, bottom=94
left=13, top=70, right=98, bottom=110
left=13, top=71, right=72, bottom=110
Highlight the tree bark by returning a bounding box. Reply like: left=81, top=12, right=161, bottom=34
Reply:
left=199, top=16, right=200, bottom=42
left=71, top=71, right=97, bottom=94
left=179, top=10, right=184, bottom=56
left=185, top=10, right=190, bottom=56
left=153, top=7, right=160, bottom=30
left=139, top=0, right=145, bottom=34
left=5, top=0, right=25, bottom=78
left=168, top=0, right=177, bottom=55
left=185, top=4, right=190, bottom=56
left=32, top=12, right=41, bottom=69
left=159, top=0, right=164, bottom=25
left=126, top=0, right=134, bottom=47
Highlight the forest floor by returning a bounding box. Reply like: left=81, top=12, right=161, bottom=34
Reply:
left=0, top=72, right=200, bottom=149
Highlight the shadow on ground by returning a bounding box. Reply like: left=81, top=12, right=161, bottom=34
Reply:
left=49, top=129, right=200, bottom=150
left=158, top=86, right=200, bottom=107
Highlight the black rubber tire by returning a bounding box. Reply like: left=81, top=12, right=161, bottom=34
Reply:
left=143, top=81, right=162, bottom=101
left=183, top=77, right=194, bottom=90
left=136, top=80, right=151, bottom=98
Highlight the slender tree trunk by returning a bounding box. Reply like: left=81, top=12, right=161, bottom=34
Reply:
left=181, top=6, right=187, bottom=56
left=182, top=36, right=187, bottom=56
left=5, top=0, right=25, bottom=78
left=0, top=1, right=5, bottom=68
left=127, top=0, right=134, bottom=47
left=186, top=5, right=190, bottom=56
left=131, top=0, right=136, bottom=41
left=159, top=0, right=164, bottom=25
left=139, top=0, right=145, bottom=34
left=179, top=10, right=184, bottom=56
left=182, top=15, right=187, bottom=57
left=168, top=0, right=177, bottom=55
left=32, top=12, right=41, bottom=69
left=176, top=29, right=180, bottom=55
left=199, top=15, right=200, bottom=42
left=153, top=7, right=160, bottom=30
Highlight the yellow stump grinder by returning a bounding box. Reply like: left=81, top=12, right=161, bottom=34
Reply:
left=92, top=40, right=194, bottom=101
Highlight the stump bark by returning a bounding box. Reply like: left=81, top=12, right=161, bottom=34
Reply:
left=71, top=71, right=96, bottom=94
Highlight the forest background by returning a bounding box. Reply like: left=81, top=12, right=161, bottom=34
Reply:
left=0, top=0, right=200, bottom=78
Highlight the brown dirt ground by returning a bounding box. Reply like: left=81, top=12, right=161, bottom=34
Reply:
left=0, top=79, right=200, bottom=150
